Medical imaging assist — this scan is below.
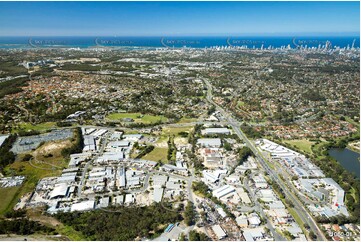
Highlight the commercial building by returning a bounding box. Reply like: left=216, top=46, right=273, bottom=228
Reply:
left=153, top=187, right=164, bottom=203
left=197, top=138, right=222, bottom=148
left=49, top=183, right=69, bottom=199
left=71, top=200, right=95, bottom=212
left=96, top=152, right=124, bottom=163
left=212, top=185, right=236, bottom=199
left=83, top=135, right=97, bottom=152
left=117, top=167, right=126, bottom=187
left=69, top=153, right=91, bottom=168
left=123, top=134, right=143, bottom=141
left=212, top=224, right=227, bottom=240
left=201, top=128, right=231, bottom=135
left=107, top=141, right=130, bottom=149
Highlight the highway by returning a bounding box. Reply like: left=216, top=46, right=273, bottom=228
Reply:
left=203, top=79, right=327, bottom=241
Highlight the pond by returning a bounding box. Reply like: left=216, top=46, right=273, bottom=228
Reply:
left=328, top=148, right=360, bottom=178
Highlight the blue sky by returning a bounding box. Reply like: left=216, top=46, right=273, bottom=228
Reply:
left=0, top=1, right=359, bottom=36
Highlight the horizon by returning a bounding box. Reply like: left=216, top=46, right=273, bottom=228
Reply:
left=0, top=34, right=359, bottom=37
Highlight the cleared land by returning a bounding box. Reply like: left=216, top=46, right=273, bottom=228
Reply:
left=156, top=126, right=193, bottom=144
left=284, top=139, right=315, bottom=154
left=177, top=117, right=198, bottom=123
left=107, top=112, right=168, bottom=124
left=26, top=208, right=86, bottom=240
left=13, top=122, right=56, bottom=132
left=161, top=126, right=193, bottom=136
left=0, top=186, right=21, bottom=215
left=143, top=147, right=168, bottom=162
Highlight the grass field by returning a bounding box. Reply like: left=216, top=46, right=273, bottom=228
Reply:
left=107, top=112, right=168, bottom=124
left=0, top=186, right=21, bottom=215
left=162, top=126, right=193, bottom=136
left=1, top=138, right=73, bottom=215
left=156, top=126, right=193, bottom=143
left=143, top=147, right=168, bottom=162
left=3, top=160, right=63, bottom=215
left=177, top=117, right=198, bottom=123
left=284, top=139, right=315, bottom=154
left=13, top=122, right=56, bottom=133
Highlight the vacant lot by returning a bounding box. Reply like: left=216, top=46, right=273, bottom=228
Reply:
left=284, top=139, right=315, bottom=154
left=0, top=186, right=21, bottom=215
left=161, top=126, right=193, bottom=136
left=107, top=112, right=168, bottom=124
left=13, top=122, right=56, bottom=133
left=143, top=147, right=168, bottom=162
left=177, top=117, right=198, bottom=123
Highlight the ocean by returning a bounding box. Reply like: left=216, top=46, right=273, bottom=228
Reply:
left=0, top=36, right=359, bottom=49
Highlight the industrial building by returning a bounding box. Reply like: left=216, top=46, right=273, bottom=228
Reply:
left=212, top=224, right=227, bottom=240
left=212, top=185, right=236, bottom=199
left=201, top=128, right=231, bottom=135
left=71, top=200, right=95, bottom=212
left=153, top=187, right=164, bottom=203
left=197, top=138, right=222, bottom=148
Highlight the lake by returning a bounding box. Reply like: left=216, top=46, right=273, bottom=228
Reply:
left=328, top=148, right=360, bottom=178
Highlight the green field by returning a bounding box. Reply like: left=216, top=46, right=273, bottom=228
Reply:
left=13, top=122, right=56, bottom=133
left=3, top=160, right=63, bottom=214
left=0, top=186, right=21, bottom=215
left=143, top=147, right=168, bottom=162
left=156, top=126, right=193, bottom=143
left=162, top=126, right=193, bottom=136
left=1, top=139, right=72, bottom=215
left=107, top=112, right=168, bottom=124
left=284, top=139, right=315, bottom=154
left=177, top=117, right=198, bottom=123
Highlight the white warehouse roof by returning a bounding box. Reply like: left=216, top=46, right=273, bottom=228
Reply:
left=71, top=200, right=95, bottom=212
left=197, top=138, right=221, bottom=147
left=50, top=183, right=69, bottom=199
left=201, top=128, right=231, bottom=135
left=213, top=185, right=236, bottom=199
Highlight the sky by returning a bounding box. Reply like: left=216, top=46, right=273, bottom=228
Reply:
left=0, top=1, right=359, bottom=36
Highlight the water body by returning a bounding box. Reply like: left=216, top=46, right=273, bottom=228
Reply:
left=0, top=36, right=359, bottom=49
left=328, top=148, right=360, bottom=178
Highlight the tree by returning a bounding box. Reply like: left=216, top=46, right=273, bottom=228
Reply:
left=184, top=202, right=196, bottom=226
left=188, top=230, right=209, bottom=241
left=309, top=231, right=317, bottom=240
left=223, top=141, right=232, bottom=151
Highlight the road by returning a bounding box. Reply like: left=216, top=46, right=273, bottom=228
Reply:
left=243, top=176, right=286, bottom=241
left=203, top=79, right=327, bottom=241
left=77, top=131, right=111, bottom=196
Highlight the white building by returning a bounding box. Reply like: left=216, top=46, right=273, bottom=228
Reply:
left=153, top=187, right=164, bottom=203
left=212, top=224, right=227, bottom=240
left=212, top=185, right=236, bottom=199
left=71, top=200, right=95, bottom=212
left=197, top=138, right=222, bottom=148
left=201, top=128, right=231, bottom=136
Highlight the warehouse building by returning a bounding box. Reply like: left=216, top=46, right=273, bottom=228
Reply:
left=212, top=185, right=236, bottom=199
left=201, top=128, right=231, bottom=135
left=153, top=187, right=164, bottom=203
left=197, top=138, right=222, bottom=148
left=71, top=200, right=95, bottom=212
left=49, top=183, right=69, bottom=199
left=212, top=224, right=227, bottom=240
